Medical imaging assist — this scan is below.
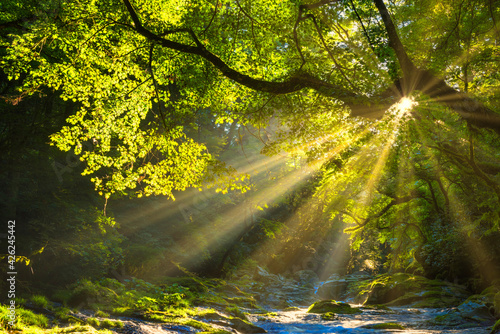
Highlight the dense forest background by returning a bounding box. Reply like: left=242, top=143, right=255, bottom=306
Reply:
left=1, top=0, right=500, bottom=303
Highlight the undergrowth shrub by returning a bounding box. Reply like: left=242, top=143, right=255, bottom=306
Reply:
left=30, top=295, right=49, bottom=308
left=57, top=277, right=194, bottom=313
left=0, top=305, right=48, bottom=330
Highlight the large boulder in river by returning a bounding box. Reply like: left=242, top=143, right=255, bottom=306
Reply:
left=351, top=273, right=469, bottom=307
left=253, top=266, right=279, bottom=284
left=430, top=300, right=495, bottom=329
left=428, top=283, right=499, bottom=329
left=456, top=301, right=494, bottom=323
left=317, top=278, right=347, bottom=300
left=462, top=285, right=499, bottom=317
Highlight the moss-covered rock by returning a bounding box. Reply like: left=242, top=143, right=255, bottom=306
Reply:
left=456, top=285, right=500, bottom=320
left=159, top=276, right=219, bottom=293
left=430, top=300, right=495, bottom=329
left=283, top=307, right=300, bottom=311
left=317, top=278, right=348, bottom=300
left=200, top=311, right=266, bottom=333
left=431, top=312, right=479, bottom=328
left=199, top=311, right=228, bottom=321
left=224, top=296, right=257, bottom=308
left=227, top=317, right=267, bottom=333
left=320, top=312, right=337, bottom=320
left=361, top=322, right=405, bottom=329
left=491, top=318, right=500, bottom=334
left=353, top=273, right=468, bottom=307
left=307, top=300, right=362, bottom=314
left=360, top=304, right=392, bottom=311
left=494, top=291, right=500, bottom=316
left=456, top=301, right=494, bottom=323
left=225, top=305, right=248, bottom=320
left=55, top=325, right=98, bottom=333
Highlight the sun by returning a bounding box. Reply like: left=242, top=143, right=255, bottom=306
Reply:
left=397, top=97, right=417, bottom=116
left=400, top=97, right=413, bottom=109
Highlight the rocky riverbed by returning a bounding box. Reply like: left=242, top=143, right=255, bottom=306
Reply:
left=9, top=268, right=499, bottom=333
left=249, top=306, right=491, bottom=334
left=91, top=267, right=498, bottom=334
left=94, top=305, right=493, bottom=334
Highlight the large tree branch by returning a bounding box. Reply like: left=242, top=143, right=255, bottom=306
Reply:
left=122, top=0, right=359, bottom=101
left=121, top=0, right=500, bottom=133
left=373, top=0, right=416, bottom=77
left=0, top=17, right=35, bottom=31
left=372, top=0, right=500, bottom=134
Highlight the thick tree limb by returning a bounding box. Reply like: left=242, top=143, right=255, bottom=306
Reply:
left=122, top=0, right=358, bottom=98
left=372, top=0, right=500, bottom=134
left=0, top=17, right=34, bottom=31
left=120, top=0, right=377, bottom=121
left=121, top=0, right=500, bottom=133
left=373, top=0, right=416, bottom=77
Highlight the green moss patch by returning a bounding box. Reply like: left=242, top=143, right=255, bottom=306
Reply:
left=307, top=300, right=362, bottom=314
left=0, top=305, right=49, bottom=330
left=56, top=325, right=99, bottom=333
left=30, top=295, right=50, bottom=309
left=362, top=322, right=405, bottom=329
left=361, top=304, right=391, bottom=311
left=283, top=307, right=300, bottom=312
left=224, top=296, right=257, bottom=308
left=320, top=312, right=337, bottom=320
left=225, top=305, right=248, bottom=320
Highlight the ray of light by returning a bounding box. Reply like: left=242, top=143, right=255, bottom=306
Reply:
left=354, top=98, right=415, bottom=208
left=122, top=95, right=429, bottom=279
left=228, top=123, right=384, bottom=278
left=162, top=157, right=328, bottom=274
left=163, top=114, right=382, bottom=275
left=241, top=100, right=419, bottom=279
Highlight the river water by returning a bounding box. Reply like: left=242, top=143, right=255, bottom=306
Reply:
left=106, top=305, right=493, bottom=334
left=247, top=306, right=491, bottom=334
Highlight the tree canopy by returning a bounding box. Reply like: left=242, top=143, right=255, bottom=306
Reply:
left=2, top=0, right=499, bottom=198
left=2, top=0, right=500, bottom=282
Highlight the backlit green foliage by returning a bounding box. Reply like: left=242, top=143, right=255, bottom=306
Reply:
left=0, top=305, right=48, bottom=331
left=30, top=295, right=49, bottom=309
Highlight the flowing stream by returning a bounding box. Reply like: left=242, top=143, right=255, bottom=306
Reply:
left=106, top=305, right=492, bottom=334
left=247, top=306, right=491, bottom=334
